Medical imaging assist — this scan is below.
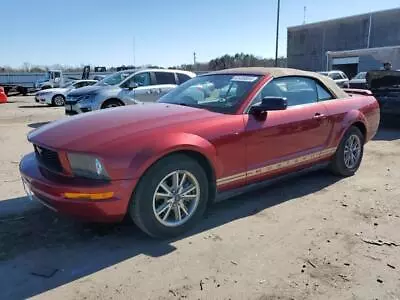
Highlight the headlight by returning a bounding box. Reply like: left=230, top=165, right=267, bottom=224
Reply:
left=77, top=94, right=96, bottom=102
left=67, top=153, right=109, bottom=180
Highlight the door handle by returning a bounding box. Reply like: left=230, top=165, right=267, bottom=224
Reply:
left=313, top=112, right=326, bottom=120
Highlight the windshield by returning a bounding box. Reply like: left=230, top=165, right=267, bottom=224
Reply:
left=353, top=72, right=366, bottom=79
left=62, top=81, right=75, bottom=88
left=42, top=71, right=51, bottom=80
left=97, top=71, right=134, bottom=86
left=158, top=74, right=261, bottom=114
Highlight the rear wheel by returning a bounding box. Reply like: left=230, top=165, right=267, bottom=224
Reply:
left=129, top=154, right=209, bottom=238
left=330, top=126, right=364, bottom=176
left=52, top=95, right=65, bottom=106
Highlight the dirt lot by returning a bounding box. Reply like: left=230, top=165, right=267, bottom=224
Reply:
left=0, top=96, right=399, bottom=300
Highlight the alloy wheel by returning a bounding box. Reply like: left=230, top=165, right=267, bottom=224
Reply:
left=54, top=96, right=64, bottom=106
left=344, top=134, right=361, bottom=169
left=152, top=170, right=200, bottom=227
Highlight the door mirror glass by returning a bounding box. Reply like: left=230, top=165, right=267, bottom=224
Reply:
left=250, top=96, right=287, bottom=119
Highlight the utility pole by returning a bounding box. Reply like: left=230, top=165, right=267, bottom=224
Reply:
left=193, top=51, right=197, bottom=65
left=303, top=6, right=307, bottom=24
left=133, top=36, right=136, bottom=68
left=274, top=0, right=280, bottom=67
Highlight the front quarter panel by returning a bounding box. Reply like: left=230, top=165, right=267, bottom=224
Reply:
left=92, top=88, right=121, bottom=110
left=121, top=132, right=220, bottom=180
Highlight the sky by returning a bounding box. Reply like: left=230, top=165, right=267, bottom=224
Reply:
left=1, top=0, right=399, bottom=68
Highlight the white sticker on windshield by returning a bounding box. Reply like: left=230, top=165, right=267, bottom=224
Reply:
left=231, top=75, right=258, bottom=82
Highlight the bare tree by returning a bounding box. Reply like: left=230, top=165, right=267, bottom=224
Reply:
left=22, top=62, right=31, bottom=72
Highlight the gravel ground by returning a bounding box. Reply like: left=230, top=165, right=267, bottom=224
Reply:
left=0, top=96, right=399, bottom=300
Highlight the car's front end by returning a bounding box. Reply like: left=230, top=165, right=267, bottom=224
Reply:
left=65, top=93, right=99, bottom=115
left=18, top=100, right=221, bottom=224
left=64, top=71, right=133, bottom=115
left=19, top=134, right=138, bottom=222
left=34, top=90, right=54, bottom=105
left=64, top=84, right=112, bottom=115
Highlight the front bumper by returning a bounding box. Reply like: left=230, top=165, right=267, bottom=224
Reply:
left=35, top=94, right=52, bottom=105
left=19, top=153, right=137, bottom=222
left=65, top=101, right=94, bottom=115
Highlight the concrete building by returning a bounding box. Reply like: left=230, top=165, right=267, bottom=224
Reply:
left=287, top=8, right=400, bottom=78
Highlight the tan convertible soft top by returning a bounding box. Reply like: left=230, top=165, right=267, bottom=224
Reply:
left=206, top=67, right=349, bottom=99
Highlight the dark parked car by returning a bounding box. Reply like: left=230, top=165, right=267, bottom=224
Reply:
left=367, top=70, right=400, bottom=118
left=349, top=72, right=367, bottom=89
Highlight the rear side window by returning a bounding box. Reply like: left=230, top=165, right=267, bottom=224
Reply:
left=316, top=83, right=333, bottom=101
left=73, top=82, right=85, bottom=88
left=330, top=73, right=342, bottom=80
left=155, top=72, right=176, bottom=85
left=177, top=73, right=192, bottom=84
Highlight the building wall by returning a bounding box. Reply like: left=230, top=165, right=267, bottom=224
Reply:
left=328, top=47, right=400, bottom=72
left=287, top=8, right=400, bottom=71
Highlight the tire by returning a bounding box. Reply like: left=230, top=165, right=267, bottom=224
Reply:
left=330, top=126, right=364, bottom=177
left=102, top=100, right=123, bottom=109
left=52, top=95, right=65, bottom=107
left=129, top=154, right=209, bottom=238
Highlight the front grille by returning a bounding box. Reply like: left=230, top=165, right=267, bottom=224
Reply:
left=34, top=145, right=63, bottom=173
left=65, top=95, right=80, bottom=104
left=65, top=110, right=78, bottom=115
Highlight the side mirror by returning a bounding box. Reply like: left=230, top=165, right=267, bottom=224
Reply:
left=249, top=96, right=287, bottom=120
left=128, top=82, right=139, bottom=90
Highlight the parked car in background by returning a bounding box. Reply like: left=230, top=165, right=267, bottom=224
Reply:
left=367, top=70, right=400, bottom=119
left=318, top=70, right=350, bottom=88
left=34, top=80, right=98, bottom=106
left=20, top=67, right=380, bottom=238
left=65, top=68, right=196, bottom=115
left=349, top=72, right=367, bottom=89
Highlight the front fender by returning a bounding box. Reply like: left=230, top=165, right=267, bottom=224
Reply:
left=125, top=132, right=220, bottom=180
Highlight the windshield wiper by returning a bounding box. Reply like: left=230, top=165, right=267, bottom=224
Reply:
left=172, top=102, right=190, bottom=107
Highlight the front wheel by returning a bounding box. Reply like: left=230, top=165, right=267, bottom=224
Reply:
left=52, top=95, right=65, bottom=107
left=330, top=126, right=364, bottom=176
left=129, top=154, right=209, bottom=238
left=102, top=100, right=123, bottom=109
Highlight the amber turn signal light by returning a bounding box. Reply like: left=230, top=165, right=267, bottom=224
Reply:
left=63, top=192, right=114, bottom=200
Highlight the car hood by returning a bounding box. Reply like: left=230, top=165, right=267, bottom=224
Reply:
left=28, top=103, right=221, bottom=152
left=36, top=87, right=68, bottom=95
left=349, top=79, right=366, bottom=83
left=67, top=85, right=108, bottom=96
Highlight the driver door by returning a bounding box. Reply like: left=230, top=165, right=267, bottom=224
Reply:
left=244, top=76, right=332, bottom=184
left=120, top=72, right=153, bottom=104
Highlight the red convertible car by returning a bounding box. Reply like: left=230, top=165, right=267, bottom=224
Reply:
left=20, top=68, right=380, bottom=238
